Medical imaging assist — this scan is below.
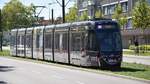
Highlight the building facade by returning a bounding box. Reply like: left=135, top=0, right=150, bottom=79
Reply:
left=77, top=0, right=150, bottom=48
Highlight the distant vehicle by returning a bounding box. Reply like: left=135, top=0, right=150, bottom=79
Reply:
left=10, top=19, right=122, bottom=68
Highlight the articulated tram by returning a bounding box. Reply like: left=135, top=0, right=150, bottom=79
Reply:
left=10, top=20, right=122, bottom=68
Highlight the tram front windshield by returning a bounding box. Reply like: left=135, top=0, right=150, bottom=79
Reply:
left=87, top=24, right=122, bottom=52
left=97, top=31, right=122, bottom=52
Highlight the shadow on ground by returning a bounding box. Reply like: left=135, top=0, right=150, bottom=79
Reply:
left=0, top=81, right=7, bottom=84
left=107, top=67, right=146, bottom=72
left=0, top=66, right=15, bottom=72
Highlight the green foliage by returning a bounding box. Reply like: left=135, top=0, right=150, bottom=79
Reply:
left=65, top=5, right=78, bottom=22
left=1, top=0, right=35, bottom=30
left=95, top=10, right=103, bottom=18
left=112, top=4, right=122, bottom=20
left=112, top=3, right=128, bottom=28
left=129, top=45, right=150, bottom=51
left=79, top=11, right=89, bottom=21
left=0, top=50, right=10, bottom=56
left=123, top=50, right=150, bottom=56
left=132, top=0, right=150, bottom=30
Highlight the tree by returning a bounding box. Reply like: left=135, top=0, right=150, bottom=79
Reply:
left=1, top=0, right=35, bottom=30
left=118, top=15, right=128, bottom=29
left=95, top=9, right=103, bottom=18
left=65, top=5, right=77, bottom=22
left=79, top=11, right=89, bottom=21
left=132, top=0, right=150, bottom=29
left=132, top=0, right=150, bottom=53
left=112, top=3, right=128, bottom=29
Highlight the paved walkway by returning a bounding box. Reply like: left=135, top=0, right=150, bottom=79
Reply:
left=123, top=55, right=150, bottom=65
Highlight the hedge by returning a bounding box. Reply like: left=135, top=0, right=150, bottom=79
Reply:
left=129, top=45, right=150, bottom=51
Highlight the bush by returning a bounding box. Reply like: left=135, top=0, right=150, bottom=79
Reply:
left=129, top=45, right=150, bottom=51
left=0, top=50, right=10, bottom=56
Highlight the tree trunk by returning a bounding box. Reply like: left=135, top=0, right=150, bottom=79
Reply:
left=0, top=31, right=3, bottom=51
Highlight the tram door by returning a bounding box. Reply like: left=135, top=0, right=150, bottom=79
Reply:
left=33, top=28, right=43, bottom=59
left=70, top=26, right=86, bottom=66
left=10, top=30, right=17, bottom=56
left=54, top=28, right=68, bottom=63
left=25, top=29, right=33, bottom=58
left=44, top=28, right=53, bottom=61
left=17, top=30, right=25, bottom=57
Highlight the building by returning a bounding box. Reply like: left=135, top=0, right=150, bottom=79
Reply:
left=77, top=0, right=150, bottom=48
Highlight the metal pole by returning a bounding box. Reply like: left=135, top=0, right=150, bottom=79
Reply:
left=49, top=8, right=51, bottom=25
left=43, top=27, right=45, bottom=60
left=52, top=9, right=54, bottom=24
left=62, top=0, right=65, bottom=23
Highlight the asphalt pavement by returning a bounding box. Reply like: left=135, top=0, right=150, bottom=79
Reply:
left=0, top=57, right=149, bottom=84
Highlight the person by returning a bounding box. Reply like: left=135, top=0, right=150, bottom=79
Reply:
left=134, top=39, right=139, bottom=54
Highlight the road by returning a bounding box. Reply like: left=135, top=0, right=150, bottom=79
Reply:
left=123, top=55, right=150, bottom=65
left=0, top=57, right=149, bottom=84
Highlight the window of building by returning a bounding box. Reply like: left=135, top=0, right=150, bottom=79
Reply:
left=82, top=1, right=88, bottom=8
left=148, top=0, right=150, bottom=4
left=121, top=2, right=128, bottom=12
left=109, top=5, right=115, bottom=14
left=103, top=6, right=108, bottom=15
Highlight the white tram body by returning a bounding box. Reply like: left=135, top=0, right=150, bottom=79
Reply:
left=10, top=20, right=122, bottom=68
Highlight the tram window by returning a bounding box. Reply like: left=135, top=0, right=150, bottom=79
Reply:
left=54, top=33, right=60, bottom=50
left=71, top=32, right=81, bottom=51
left=26, top=35, right=32, bottom=48
left=113, top=32, right=122, bottom=51
left=71, top=26, right=86, bottom=51
left=87, top=31, right=98, bottom=51
left=36, top=34, right=40, bottom=48
left=62, top=33, right=68, bottom=51
left=10, top=36, right=16, bottom=46
left=17, top=36, right=20, bottom=45
left=45, top=33, right=52, bottom=48
left=21, top=36, right=24, bottom=45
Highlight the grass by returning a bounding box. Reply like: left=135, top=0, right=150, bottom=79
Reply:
left=0, top=52, right=150, bottom=80
left=0, top=50, right=10, bottom=56
left=112, top=62, right=150, bottom=80
left=123, top=51, right=150, bottom=56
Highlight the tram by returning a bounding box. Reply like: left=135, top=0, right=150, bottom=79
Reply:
left=10, top=19, right=122, bottom=68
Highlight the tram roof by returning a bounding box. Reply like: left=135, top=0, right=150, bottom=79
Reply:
left=45, top=25, right=55, bottom=29
left=11, top=20, right=117, bottom=31
left=34, top=26, right=45, bottom=30
left=71, top=21, right=95, bottom=27
left=26, top=27, right=34, bottom=30
left=11, top=29, right=18, bottom=32
left=18, top=28, right=26, bottom=31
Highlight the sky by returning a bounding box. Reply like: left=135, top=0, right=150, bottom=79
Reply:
left=0, top=0, right=75, bottom=19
